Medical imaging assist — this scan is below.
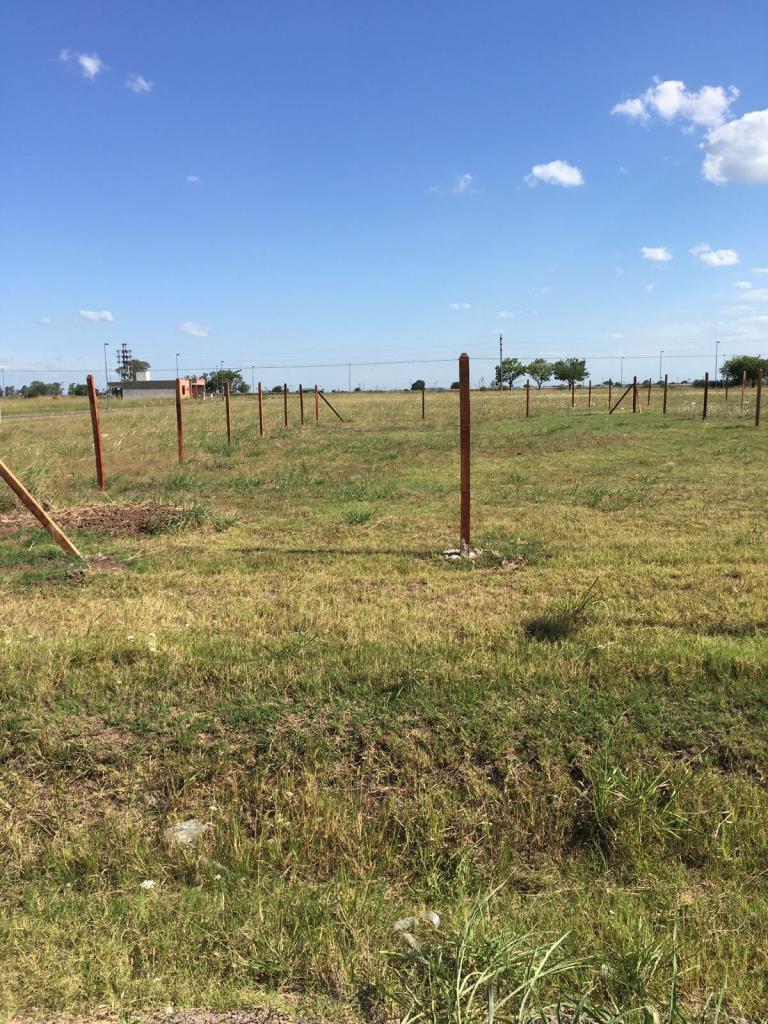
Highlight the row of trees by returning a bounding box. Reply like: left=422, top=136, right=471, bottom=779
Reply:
left=494, top=357, right=588, bottom=389
left=1, top=381, right=90, bottom=398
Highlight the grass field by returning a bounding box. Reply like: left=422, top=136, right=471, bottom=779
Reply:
left=0, top=386, right=766, bottom=1022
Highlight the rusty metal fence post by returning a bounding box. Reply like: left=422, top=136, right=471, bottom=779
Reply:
left=421, top=387, right=425, bottom=420
left=632, top=376, right=638, bottom=413
left=299, top=384, right=305, bottom=425
left=741, top=369, right=747, bottom=409
left=258, top=382, right=264, bottom=436
left=175, top=379, right=184, bottom=463
left=314, top=384, right=319, bottom=423
left=86, top=374, right=105, bottom=490
left=608, top=379, right=612, bottom=409
left=703, top=372, right=709, bottom=420
left=283, top=384, right=288, bottom=427
left=526, top=380, right=530, bottom=418
left=570, top=380, right=575, bottom=407
left=459, top=353, right=471, bottom=548
left=225, top=380, right=232, bottom=445
left=663, top=374, right=668, bottom=415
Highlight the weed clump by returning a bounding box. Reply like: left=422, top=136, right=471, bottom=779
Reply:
left=525, top=578, right=599, bottom=641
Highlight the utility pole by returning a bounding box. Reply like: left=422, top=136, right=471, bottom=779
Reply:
left=348, top=362, right=351, bottom=392
left=176, top=353, right=180, bottom=378
left=498, top=333, right=503, bottom=389
left=251, top=365, right=255, bottom=394
left=103, top=342, right=110, bottom=406
left=620, top=355, right=624, bottom=385
left=715, top=340, right=720, bottom=382
left=659, top=350, right=664, bottom=382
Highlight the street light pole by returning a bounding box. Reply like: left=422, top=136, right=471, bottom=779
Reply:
left=103, top=342, right=110, bottom=406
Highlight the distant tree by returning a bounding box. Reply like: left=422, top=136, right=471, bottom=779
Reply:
left=271, top=385, right=283, bottom=393
left=1, top=385, right=16, bottom=397
left=525, top=358, right=554, bottom=390
left=411, top=379, right=426, bottom=390
left=68, top=382, right=88, bottom=396
left=450, top=381, right=460, bottom=389
left=21, top=380, right=62, bottom=397
left=117, top=359, right=150, bottom=381
left=552, top=358, right=588, bottom=387
left=720, top=355, right=768, bottom=387
left=495, top=358, right=526, bottom=389
left=202, top=369, right=250, bottom=394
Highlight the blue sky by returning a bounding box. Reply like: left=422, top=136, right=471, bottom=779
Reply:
left=2, top=0, right=768, bottom=390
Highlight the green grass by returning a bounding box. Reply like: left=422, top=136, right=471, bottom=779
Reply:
left=0, top=387, right=767, bottom=1021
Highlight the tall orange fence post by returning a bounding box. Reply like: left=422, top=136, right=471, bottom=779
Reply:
left=283, top=384, right=288, bottom=428
left=632, top=376, right=638, bottom=413
left=86, top=374, right=105, bottom=490
left=526, top=380, right=530, bottom=418
left=663, top=374, right=668, bottom=415
left=703, top=372, right=709, bottom=420
left=459, top=353, right=471, bottom=548
left=314, top=385, right=319, bottom=423
left=299, top=384, right=305, bottom=425
left=608, top=379, right=612, bottom=408
left=175, top=379, right=184, bottom=463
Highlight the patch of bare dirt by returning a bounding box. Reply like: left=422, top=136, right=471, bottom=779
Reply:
left=0, top=502, right=186, bottom=537
left=9, top=1010, right=320, bottom=1024
left=66, top=555, right=125, bottom=580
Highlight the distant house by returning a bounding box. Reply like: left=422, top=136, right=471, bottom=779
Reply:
left=109, top=371, right=205, bottom=400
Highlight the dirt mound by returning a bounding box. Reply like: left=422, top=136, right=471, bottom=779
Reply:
left=0, top=502, right=188, bottom=537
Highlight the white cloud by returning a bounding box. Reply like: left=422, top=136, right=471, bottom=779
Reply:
left=185, top=175, right=201, bottom=185
left=525, top=160, right=584, bottom=187
left=38, top=317, right=52, bottom=326
left=645, top=283, right=655, bottom=293
left=702, top=108, right=768, bottom=184
left=79, top=309, right=113, bottom=322
left=612, top=78, right=738, bottom=128
left=449, top=303, right=472, bottom=311
left=691, top=243, right=739, bottom=267
left=126, top=73, right=153, bottom=93
left=641, top=246, right=672, bottom=262
left=753, top=267, right=768, bottom=274
left=498, top=309, right=521, bottom=319
left=452, top=173, right=474, bottom=194
left=59, top=49, right=106, bottom=80
left=177, top=321, right=210, bottom=336
left=735, top=281, right=753, bottom=290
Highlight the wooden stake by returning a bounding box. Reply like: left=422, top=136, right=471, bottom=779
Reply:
left=175, top=378, right=184, bottom=463
left=421, top=387, right=425, bottom=420
left=86, top=374, right=105, bottom=490
left=0, top=457, right=82, bottom=559
left=318, top=390, right=344, bottom=421
left=703, top=371, right=709, bottom=420
left=314, top=384, right=319, bottom=423
left=258, top=382, right=264, bottom=436
left=632, top=376, right=638, bottom=413
left=663, top=374, right=668, bottom=415
left=283, top=384, right=288, bottom=428
left=741, top=369, right=747, bottom=409
left=459, top=353, right=471, bottom=547
left=571, top=380, right=575, bottom=407
left=299, top=384, right=305, bottom=425
left=224, top=380, right=232, bottom=445
left=646, top=377, right=652, bottom=406
left=608, top=379, right=612, bottom=408
left=588, top=380, right=592, bottom=407
left=526, top=380, right=530, bottom=418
